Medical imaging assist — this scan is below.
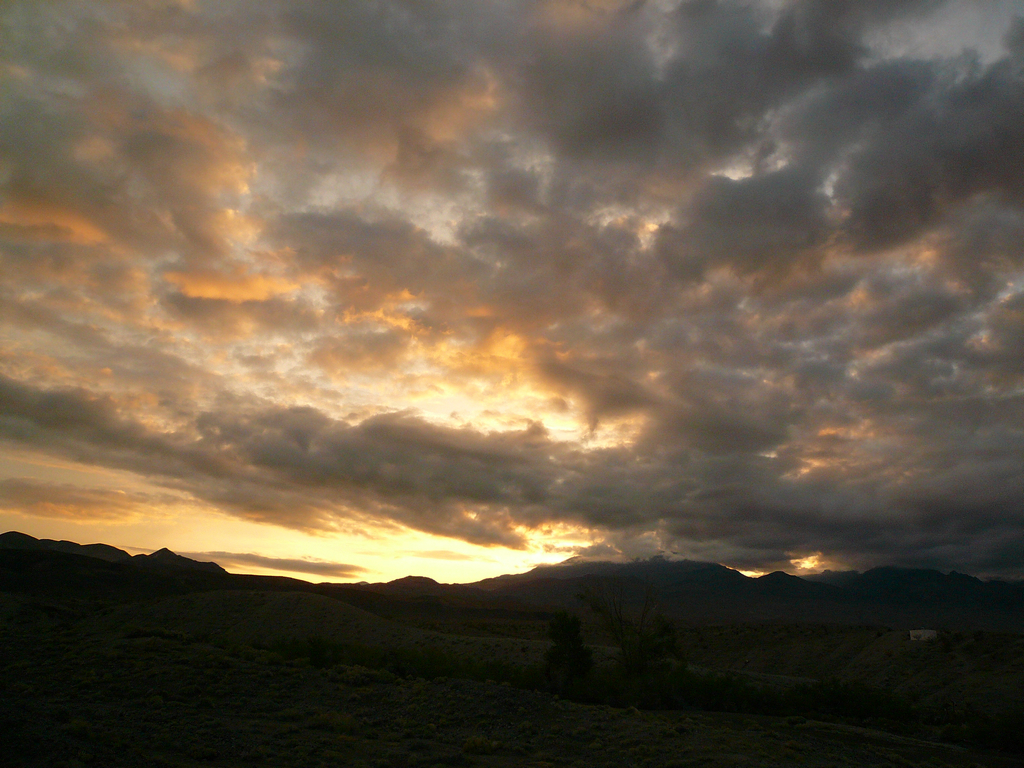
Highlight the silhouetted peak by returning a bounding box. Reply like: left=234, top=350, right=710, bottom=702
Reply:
left=0, top=531, right=131, bottom=562
left=132, top=548, right=226, bottom=574
left=389, top=575, right=439, bottom=586
left=0, top=531, right=42, bottom=548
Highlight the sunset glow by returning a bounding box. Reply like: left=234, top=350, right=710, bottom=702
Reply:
left=3, top=1, right=1024, bottom=581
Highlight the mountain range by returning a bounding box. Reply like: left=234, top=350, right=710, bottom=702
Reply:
left=460, top=555, right=1024, bottom=631
left=2, top=531, right=1023, bottom=631
left=0, top=530, right=226, bottom=573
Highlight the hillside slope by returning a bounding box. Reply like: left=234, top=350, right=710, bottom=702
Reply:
left=103, top=590, right=553, bottom=667
left=678, top=624, right=1024, bottom=716
left=6, top=600, right=1020, bottom=768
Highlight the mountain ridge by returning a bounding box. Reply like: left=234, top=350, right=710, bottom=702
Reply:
left=3, top=530, right=1023, bottom=630
left=463, top=557, right=1024, bottom=631
left=0, top=531, right=226, bottom=574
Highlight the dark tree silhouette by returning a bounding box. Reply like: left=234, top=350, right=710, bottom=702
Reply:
left=582, top=580, right=678, bottom=676
left=545, top=610, right=593, bottom=690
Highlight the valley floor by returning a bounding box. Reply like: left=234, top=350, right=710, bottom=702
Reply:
left=2, top=594, right=1020, bottom=768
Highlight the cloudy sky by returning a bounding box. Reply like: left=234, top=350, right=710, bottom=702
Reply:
left=2, top=0, right=1024, bottom=582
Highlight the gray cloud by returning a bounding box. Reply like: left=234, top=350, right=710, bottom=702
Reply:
left=3, top=1, right=1024, bottom=578
left=658, top=167, right=830, bottom=281
left=4, top=367, right=1023, bottom=576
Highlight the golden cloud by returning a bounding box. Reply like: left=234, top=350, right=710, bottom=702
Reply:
left=0, top=196, right=109, bottom=245
left=0, top=478, right=159, bottom=521
left=164, top=265, right=299, bottom=302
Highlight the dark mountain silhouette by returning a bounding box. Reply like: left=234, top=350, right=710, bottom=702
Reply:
left=0, top=531, right=225, bottom=573
left=131, top=547, right=225, bottom=574
left=2, top=531, right=1023, bottom=630
left=0, top=530, right=132, bottom=563
left=474, top=556, right=739, bottom=590
left=747, top=570, right=841, bottom=599
left=353, top=575, right=479, bottom=598
left=803, top=569, right=861, bottom=587
left=466, top=557, right=1024, bottom=631
left=0, top=532, right=547, bottom=626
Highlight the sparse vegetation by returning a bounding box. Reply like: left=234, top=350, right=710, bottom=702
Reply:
left=249, top=626, right=1024, bottom=761
left=2, top=548, right=1022, bottom=766
left=582, top=580, right=679, bottom=675
left=256, top=630, right=1023, bottom=756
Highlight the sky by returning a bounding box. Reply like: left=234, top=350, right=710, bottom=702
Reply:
left=2, top=0, right=1024, bottom=583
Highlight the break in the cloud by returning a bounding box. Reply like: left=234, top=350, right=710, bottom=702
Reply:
left=2, top=0, right=1024, bottom=579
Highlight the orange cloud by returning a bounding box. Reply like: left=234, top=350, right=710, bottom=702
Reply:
left=0, top=478, right=161, bottom=521
left=85, top=95, right=253, bottom=196
left=164, top=265, right=299, bottom=302
left=0, top=196, right=108, bottom=245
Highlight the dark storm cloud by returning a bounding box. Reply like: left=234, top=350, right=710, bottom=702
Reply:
left=514, top=0, right=947, bottom=175
left=658, top=167, right=830, bottom=280
left=276, top=0, right=503, bottom=140
left=2, top=350, right=1024, bottom=574
left=835, top=61, right=1024, bottom=252
left=537, top=357, right=659, bottom=428
left=0, top=374, right=552, bottom=544
left=5, top=0, right=1024, bottom=577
